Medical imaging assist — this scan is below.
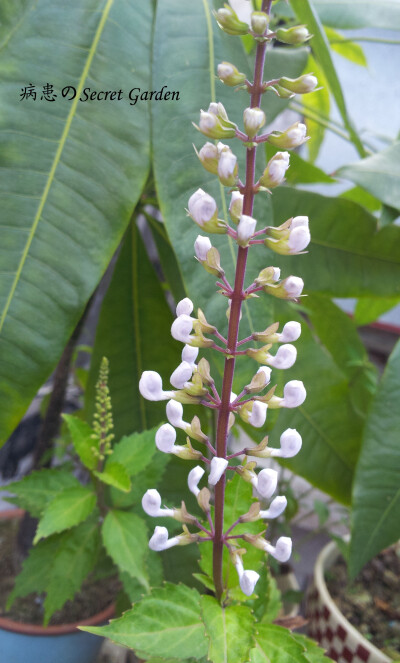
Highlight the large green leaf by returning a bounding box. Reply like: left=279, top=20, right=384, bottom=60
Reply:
left=302, top=56, right=330, bottom=163
left=0, top=0, right=153, bottom=444
left=5, top=468, right=80, bottom=517
left=201, top=596, right=255, bottom=663
left=313, top=0, right=400, bottom=30
left=271, top=187, right=400, bottom=297
left=325, top=27, right=367, bottom=67
left=349, top=339, right=400, bottom=576
left=289, top=0, right=365, bottom=157
left=34, top=484, right=96, bottom=542
left=250, top=624, right=313, bottom=663
left=82, top=583, right=208, bottom=660
left=337, top=143, right=400, bottom=211
left=110, top=428, right=157, bottom=477
left=101, top=509, right=149, bottom=588
left=354, top=296, right=400, bottom=326
left=85, top=222, right=180, bottom=440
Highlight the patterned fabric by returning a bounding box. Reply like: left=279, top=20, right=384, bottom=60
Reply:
left=306, top=587, right=372, bottom=663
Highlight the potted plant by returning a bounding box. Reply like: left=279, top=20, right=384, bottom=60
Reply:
left=0, top=358, right=163, bottom=663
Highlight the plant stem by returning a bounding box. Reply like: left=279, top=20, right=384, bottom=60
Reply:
left=212, top=3, right=271, bottom=603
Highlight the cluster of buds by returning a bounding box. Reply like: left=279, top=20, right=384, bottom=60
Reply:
left=138, top=0, right=316, bottom=601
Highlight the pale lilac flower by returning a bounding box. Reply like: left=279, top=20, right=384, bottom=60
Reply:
left=149, top=526, right=181, bottom=551
left=278, top=321, right=301, bottom=343
left=288, top=225, right=311, bottom=253
left=252, top=468, right=278, bottom=499
left=248, top=401, right=267, bottom=428
left=182, top=344, right=199, bottom=367
left=155, top=423, right=177, bottom=453
left=208, top=457, right=229, bottom=485
left=235, top=557, right=260, bottom=596
left=243, top=107, right=266, bottom=138
left=142, top=489, right=174, bottom=518
left=176, top=297, right=194, bottom=317
left=194, top=235, right=212, bottom=262
left=139, top=371, right=175, bottom=401
left=283, top=276, right=304, bottom=298
left=166, top=399, right=188, bottom=429
left=267, top=344, right=297, bottom=369
left=257, top=366, right=272, bottom=385
left=218, top=149, right=237, bottom=185
left=228, top=0, right=252, bottom=25
left=170, top=361, right=194, bottom=389
left=188, top=189, right=218, bottom=228
left=188, top=466, right=205, bottom=497
left=171, top=314, right=194, bottom=344
left=260, top=495, right=287, bottom=519
left=229, top=191, right=243, bottom=222
left=263, top=536, right=292, bottom=562
left=237, top=214, right=257, bottom=246
left=271, top=428, right=302, bottom=458
left=282, top=381, right=306, bottom=408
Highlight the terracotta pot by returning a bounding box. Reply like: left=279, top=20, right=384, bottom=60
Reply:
left=0, top=508, right=114, bottom=663
left=306, top=539, right=391, bottom=663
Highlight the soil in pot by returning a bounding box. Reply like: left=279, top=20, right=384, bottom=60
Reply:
left=0, top=515, right=119, bottom=626
left=325, top=544, right=400, bottom=658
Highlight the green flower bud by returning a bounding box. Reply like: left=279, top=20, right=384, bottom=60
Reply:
left=252, top=322, right=279, bottom=343
left=196, top=102, right=237, bottom=140
left=254, top=266, right=281, bottom=287
left=174, top=501, right=198, bottom=525
left=267, top=122, right=308, bottom=149
left=276, top=25, right=312, bottom=45
left=229, top=191, right=244, bottom=224
left=269, top=84, right=295, bottom=99
left=259, top=152, right=290, bottom=189
left=278, top=74, right=318, bottom=94
left=196, top=142, right=219, bottom=175
left=264, top=275, right=304, bottom=300
left=214, top=6, right=250, bottom=36
left=217, top=61, right=246, bottom=86
left=197, top=486, right=211, bottom=513
left=243, top=106, right=266, bottom=138
left=251, top=11, right=269, bottom=35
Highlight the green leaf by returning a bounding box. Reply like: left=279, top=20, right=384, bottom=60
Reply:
left=250, top=623, right=311, bottom=663
left=111, top=428, right=157, bottom=478
left=354, top=296, right=400, bottom=326
left=34, top=485, right=96, bottom=542
left=350, top=339, right=400, bottom=576
left=289, top=0, right=365, bottom=157
left=290, top=632, right=333, bottom=663
left=313, top=0, right=400, bottom=30
left=110, top=449, right=170, bottom=510
left=325, top=27, right=367, bottom=67
left=43, top=515, right=101, bottom=625
left=339, top=186, right=381, bottom=212
left=254, top=568, right=282, bottom=624
left=271, top=187, right=400, bottom=297
left=379, top=204, right=400, bottom=228
left=201, top=596, right=255, bottom=663
left=81, top=583, right=208, bottom=661
left=303, top=56, right=330, bottom=163
left=94, top=462, right=131, bottom=493
left=0, top=1, right=153, bottom=445
left=146, top=213, right=187, bottom=303
left=63, top=414, right=97, bottom=470
left=101, top=510, right=149, bottom=588
left=337, top=143, right=400, bottom=211
left=119, top=553, right=163, bottom=603
left=85, top=222, right=180, bottom=440
left=5, top=468, right=80, bottom=517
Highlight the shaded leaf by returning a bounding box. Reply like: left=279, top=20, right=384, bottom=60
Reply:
left=34, top=485, right=96, bottom=542
left=5, top=468, right=80, bottom=517
left=111, top=428, right=157, bottom=478
left=313, top=0, right=400, bottom=30
left=303, top=56, right=330, bottom=163
left=354, top=296, right=400, bottom=326
left=201, top=596, right=255, bottom=663
left=63, top=414, right=97, bottom=470
left=325, top=27, right=367, bottom=66
left=94, top=461, right=131, bottom=493
left=101, top=510, right=149, bottom=589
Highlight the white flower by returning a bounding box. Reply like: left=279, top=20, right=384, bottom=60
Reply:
left=271, top=267, right=281, bottom=282
left=218, top=62, right=234, bottom=79
left=139, top=371, right=175, bottom=401
left=188, top=466, right=205, bottom=497
left=252, top=468, right=278, bottom=499
left=170, top=361, right=194, bottom=389
left=243, top=107, right=266, bottom=138
left=260, top=495, right=287, bottom=519
left=182, top=344, right=199, bottom=366
left=228, top=0, right=252, bottom=25
left=171, top=314, right=194, bottom=344
left=288, top=225, right=311, bottom=253
left=176, top=297, right=194, bottom=317
left=142, top=489, right=174, bottom=518
left=291, top=216, right=309, bottom=230
left=287, top=122, right=307, bottom=144
left=278, top=321, right=301, bottom=343
left=263, top=536, right=292, bottom=563
left=257, top=366, right=272, bottom=385
left=248, top=401, right=267, bottom=428
left=268, top=152, right=290, bottom=184
left=199, top=111, right=218, bottom=133
left=188, top=189, right=218, bottom=228
left=301, top=74, right=318, bottom=92
left=283, top=276, right=304, bottom=298
left=155, top=423, right=177, bottom=453
left=194, top=235, right=212, bottom=262
left=235, top=557, right=260, bottom=597
left=229, top=191, right=243, bottom=222
left=149, top=526, right=181, bottom=551
left=208, top=457, right=229, bottom=485
left=218, top=149, right=237, bottom=185
left=237, top=214, right=257, bottom=246
left=267, top=344, right=297, bottom=369
left=282, top=381, right=306, bottom=408
left=271, top=428, right=302, bottom=458
left=166, top=399, right=187, bottom=429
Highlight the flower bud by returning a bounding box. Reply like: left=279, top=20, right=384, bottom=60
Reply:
left=197, top=486, right=211, bottom=512
left=218, top=148, right=238, bottom=187
left=264, top=276, right=304, bottom=300
left=139, top=371, right=175, bottom=401
left=208, top=457, right=229, bottom=485
left=235, top=557, right=260, bottom=597
left=278, top=321, right=301, bottom=343
left=197, top=103, right=237, bottom=139
left=278, top=74, right=318, bottom=94
left=174, top=438, right=203, bottom=461
left=245, top=366, right=272, bottom=394
left=170, top=361, right=194, bottom=389
left=214, top=6, right=250, bottom=35
left=255, top=266, right=280, bottom=287
left=267, top=122, right=308, bottom=149
left=229, top=191, right=243, bottom=224
left=149, top=526, right=181, bottom=551
left=276, top=25, right=312, bottom=45
left=264, top=536, right=292, bottom=563
left=197, top=357, right=214, bottom=386
left=259, top=152, right=290, bottom=188
left=176, top=297, right=194, bottom=317
left=251, top=11, right=269, bottom=35
left=252, top=467, right=278, bottom=499
left=248, top=401, right=268, bottom=428
left=237, top=214, right=257, bottom=247
left=243, top=107, right=266, bottom=138
left=260, top=495, right=287, bottom=519
left=142, top=489, right=174, bottom=518
left=182, top=344, right=199, bottom=367
left=188, top=189, right=224, bottom=233
left=267, top=344, right=297, bottom=369
left=270, top=84, right=295, bottom=99
left=217, top=61, right=246, bottom=86
left=155, top=423, right=177, bottom=453
left=265, top=215, right=310, bottom=255
left=197, top=142, right=219, bottom=175
left=171, top=314, right=194, bottom=344
left=239, top=502, right=261, bottom=523
left=194, top=235, right=212, bottom=262
left=188, top=465, right=205, bottom=497
left=271, top=428, right=302, bottom=458
left=173, top=501, right=198, bottom=525
left=282, top=381, right=306, bottom=408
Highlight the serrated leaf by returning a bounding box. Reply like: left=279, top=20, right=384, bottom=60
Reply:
left=119, top=552, right=163, bottom=604
left=94, top=462, right=131, bottom=493
left=34, top=485, right=96, bottom=542
left=101, top=510, right=149, bottom=589
left=110, top=450, right=170, bottom=509
left=43, top=515, right=101, bottom=624
left=290, top=632, right=333, bottom=663
left=5, top=469, right=80, bottom=517
left=63, top=414, right=97, bottom=470
left=111, top=428, right=158, bottom=477
left=81, top=583, right=208, bottom=661
left=201, top=596, right=255, bottom=663
left=350, top=339, right=400, bottom=576
left=250, top=624, right=310, bottom=663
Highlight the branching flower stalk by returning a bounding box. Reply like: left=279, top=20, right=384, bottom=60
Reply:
left=139, top=0, right=315, bottom=604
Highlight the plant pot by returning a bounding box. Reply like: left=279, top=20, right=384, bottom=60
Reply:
left=0, top=508, right=115, bottom=663
left=306, top=540, right=391, bottom=663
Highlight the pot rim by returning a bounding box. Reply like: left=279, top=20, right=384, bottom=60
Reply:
left=314, top=539, right=392, bottom=663
left=0, top=507, right=115, bottom=636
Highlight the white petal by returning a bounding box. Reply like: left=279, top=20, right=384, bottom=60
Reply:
left=170, top=361, right=194, bottom=389
left=260, top=495, right=287, bottom=519
left=248, top=401, right=267, bottom=428
left=240, top=570, right=260, bottom=596
left=188, top=466, right=205, bottom=497
left=283, top=276, right=304, bottom=298
left=268, top=344, right=297, bottom=370
left=149, top=526, right=180, bottom=551
left=182, top=344, right=199, bottom=366
left=208, top=457, right=228, bottom=485
left=282, top=381, right=306, bottom=408
left=142, top=489, right=162, bottom=516
left=155, top=423, right=176, bottom=453
left=139, top=371, right=174, bottom=401
left=255, top=468, right=278, bottom=499
left=291, top=215, right=309, bottom=229
left=257, top=366, right=272, bottom=384
left=176, top=297, right=194, bottom=317
left=288, top=226, right=311, bottom=253
left=166, top=399, right=185, bottom=427
left=237, top=214, right=257, bottom=243
left=171, top=314, right=194, bottom=343
left=264, top=536, right=292, bottom=563
left=218, top=150, right=237, bottom=180
left=229, top=0, right=253, bottom=25
left=271, top=428, right=302, bottom=458
left=194, top=235, right=212, bottom=261
left=278, top=321, right=301, bottom=343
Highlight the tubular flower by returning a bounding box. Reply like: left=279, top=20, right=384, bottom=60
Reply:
left=251, top=468, right=278, bottom=499
left=248, top=401, right=268, bottom=428
left=171, top=314, right=194, bottom=344
left=260, top=152, right=290, bottom=189
left=166, top=400, right=190, bottom=431
left=237, top=214, right=257, bottom=247
left=170, top=361, right=194, bottom=389
left=270, top=428, right=302, bottom=458
left=265, top=216, right=310, bottom=255
left=235, top=557, right=260, bottom=597
left=267, top=344, right=297, bottom=369
left=149, top=526, right=182, bottom=551
left=243, top=107, right=266, bottom=138
left=218, top=148, right=238, bottom=186
left=263, top=536, right=292, bottom=563
left=278, top=321, right=301, bottom=343
left=209, top=457, right=229, bottom=485
left=142, top=489, right=174, bottom=518
left=267, top=122, right=308, bottom=149
left=139, top=371, right=175, bottom=401
left=188, top=466, right=205, bottom=497
left=259, top=495, right=287, bottom=519
left=194, top=235, right=212, bottom=262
